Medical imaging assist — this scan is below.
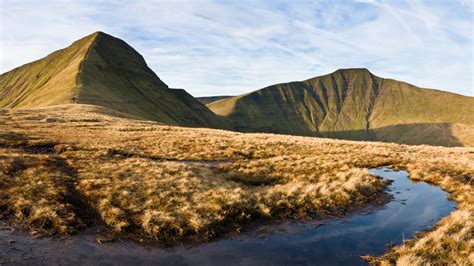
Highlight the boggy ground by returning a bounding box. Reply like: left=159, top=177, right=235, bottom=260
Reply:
left=0, top=104, right=472, bottom=265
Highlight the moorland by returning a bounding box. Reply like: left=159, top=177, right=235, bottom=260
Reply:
left=0, top=104, right=472, bottom=265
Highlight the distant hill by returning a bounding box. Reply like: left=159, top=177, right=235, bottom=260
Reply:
left=2, top=32, right=472, bottom=146
left=0, top=32, right=230, bottom=129
left=207, top=69, right=474, bottom=147
left=197, top=95, right=233, bottom=105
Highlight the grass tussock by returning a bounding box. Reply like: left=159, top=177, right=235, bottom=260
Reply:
left=0, top=154, right=85, bottom=235
left=0, top=104, right=472, bottom=264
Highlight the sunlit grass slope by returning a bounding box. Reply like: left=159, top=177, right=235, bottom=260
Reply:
left=0, top=32, right=230, bottom=129
left=196, top=96, right=233, bottom=105
left=0, top=34, right=96, bottom=108
left=0, top=105, right=472, bottom=265
left=207, top=69, right=474, bottom=147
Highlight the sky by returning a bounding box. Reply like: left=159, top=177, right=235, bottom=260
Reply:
left=1, top=0, right=473, bottom=97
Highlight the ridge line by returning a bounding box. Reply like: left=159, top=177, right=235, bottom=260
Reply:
left=73, top=33, right=101, bottom=104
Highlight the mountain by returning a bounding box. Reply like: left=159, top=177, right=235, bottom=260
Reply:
left=2, top=33, right=472, bottom=146
left=0, top=32, right=230, bottom=129
left=207, top=69, right=474, bottom=147
left=197, top=95, right=233, bottom=105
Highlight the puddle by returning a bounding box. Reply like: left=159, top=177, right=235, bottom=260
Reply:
left=0, top=168, right=456, bottom=265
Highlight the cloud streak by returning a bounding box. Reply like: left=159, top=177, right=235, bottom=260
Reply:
left=1, top=0, right=472, bottom=96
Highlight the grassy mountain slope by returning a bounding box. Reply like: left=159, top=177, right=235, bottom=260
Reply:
left=0, top=32, right=230, bottom=129
left=0, top=34, right=96, bottom=108
left=196, top=95, right=233, bottom=105
left=208, top=69, right=474, bottom=146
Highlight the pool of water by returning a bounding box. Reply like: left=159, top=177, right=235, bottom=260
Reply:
left=0, top=168, right=456, bottom=265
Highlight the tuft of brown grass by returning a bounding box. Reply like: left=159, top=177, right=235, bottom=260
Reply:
left=0, top=104, right=472, bottom=264
left=0, top=154, right=85, bottom=235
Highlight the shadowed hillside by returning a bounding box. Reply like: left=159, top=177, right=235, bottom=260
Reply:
left=0, top=32, right=230, bottom=129
left=323, top=123, right=474, bottom=147
left=207, top=69, right=474, bottom=147
left=197, top=95, right=233, bottom=105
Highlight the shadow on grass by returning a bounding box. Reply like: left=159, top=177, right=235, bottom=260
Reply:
left=233, top=122, right=464, bottom=147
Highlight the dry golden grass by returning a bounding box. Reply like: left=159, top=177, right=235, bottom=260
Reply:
left=0, top=104, right=472, bottom=265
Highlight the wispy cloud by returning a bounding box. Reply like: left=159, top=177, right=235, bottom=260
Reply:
left=1, top=0, right=472, bottom=96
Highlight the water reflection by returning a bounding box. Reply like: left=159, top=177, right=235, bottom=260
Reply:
left=150, top=168, right=455, bottom=265
left=0, top=168, right=456, bottom=266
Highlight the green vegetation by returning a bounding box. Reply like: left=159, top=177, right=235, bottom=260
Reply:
left=0, top=105, right=472, bottom=265
left=0, top=33, right=95, bottom=108
left=0, top=32, right=230, bottom=129
left=207, top=68, right=474, bottom=147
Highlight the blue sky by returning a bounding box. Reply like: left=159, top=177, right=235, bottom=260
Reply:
left=1, top=0, right=473, bottom=96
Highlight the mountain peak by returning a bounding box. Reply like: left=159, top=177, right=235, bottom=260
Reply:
left=207, top=68, right=474, bottom=147
left=85, top=31, right=149, bottom=69
left=91, top=31, right=123, bottom=42
left=84, top=31, right=112, bottom=39
left=0, top=32, right=231, bottom=129
left=91, top=30, right=106, bottom=36
left=333, top=68, right=372, bottom=75
left=74, top=31, right=129, bottom=52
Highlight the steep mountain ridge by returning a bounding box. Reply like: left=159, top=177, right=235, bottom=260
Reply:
left=207, top=69, right=474, bottom=146
left=0, top=33, right=95, bottom=108
left=0, top=32, right=230, bottom=129
left=2, top=32, right=472, bottom=146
